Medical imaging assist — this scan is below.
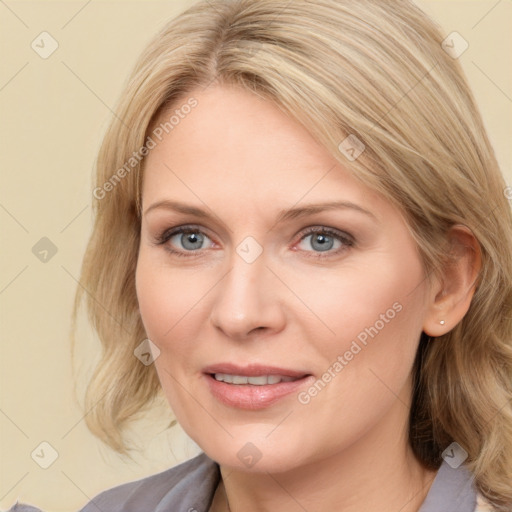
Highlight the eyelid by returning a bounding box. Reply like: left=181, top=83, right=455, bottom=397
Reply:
left=296, top=225, right=354, bottom=244
left=156, top=224, right=208, bottom=241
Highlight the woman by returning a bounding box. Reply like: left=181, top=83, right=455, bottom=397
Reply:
left=10, top=0, right=511, bottom=511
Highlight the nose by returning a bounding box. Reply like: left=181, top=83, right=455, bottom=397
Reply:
left=209, top=250, right=286, bottom=340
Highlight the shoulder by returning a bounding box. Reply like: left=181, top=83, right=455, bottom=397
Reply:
left=79, top=451, right=220, bottom=512
left=3, top=504, right=43, bottom=512
left=419, top=460, right=479, bottom=512
left=3, top=452, right=219, bottom=512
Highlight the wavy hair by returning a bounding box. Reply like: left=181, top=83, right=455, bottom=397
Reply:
left=72, top=1, right=512, bottom=509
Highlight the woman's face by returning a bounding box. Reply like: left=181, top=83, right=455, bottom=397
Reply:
left=136, top=84, right=431, bottom=473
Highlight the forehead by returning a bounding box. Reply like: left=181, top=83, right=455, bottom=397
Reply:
left=142, top=85, right=385, bottom=216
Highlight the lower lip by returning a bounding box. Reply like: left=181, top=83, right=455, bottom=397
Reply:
left=204, top=374, right=314, bottom=410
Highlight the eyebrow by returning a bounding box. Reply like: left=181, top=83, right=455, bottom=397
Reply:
left=143, top=199, right=376, bottom=222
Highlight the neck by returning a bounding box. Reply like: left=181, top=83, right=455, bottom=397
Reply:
left=211, top=397, right=439, bottom=512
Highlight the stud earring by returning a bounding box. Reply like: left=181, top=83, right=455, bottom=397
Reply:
left=440, top=320, right=445, bottom=325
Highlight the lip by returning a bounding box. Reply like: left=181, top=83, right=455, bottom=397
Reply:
left=203, top=363, right=309, bottom=378
left=202, top=363, right=314, bottom=410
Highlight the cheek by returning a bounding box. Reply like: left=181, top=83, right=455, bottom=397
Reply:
left=287, top=254, right=426, bottom=448
left=342, top=253, right=423, bottom=388
left=288, top=247, right=427, bottom=398
left=135, top=254, right=200, bottom=403
left=135, top=258, right=172, bottom=341
left=293, top=252, right=425, bottom=342
left=135, top=251, right=218, bottom=395
left=135, top=252, right=203, bottom=341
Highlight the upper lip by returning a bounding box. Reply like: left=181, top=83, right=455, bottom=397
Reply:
left=203, top=363, right=310, bottom=378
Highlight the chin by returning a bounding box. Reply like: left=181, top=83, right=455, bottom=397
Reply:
left=197, top=435, right=309, bottom=474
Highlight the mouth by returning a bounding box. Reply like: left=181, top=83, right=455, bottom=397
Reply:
left=211, top=373, right=300, bottom=385
left=202, top=363, right=313, bottom=409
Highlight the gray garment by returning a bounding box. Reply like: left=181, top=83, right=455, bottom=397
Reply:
left=5, top=452, right=477, bottom=512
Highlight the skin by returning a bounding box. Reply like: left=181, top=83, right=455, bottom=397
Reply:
left=135, top=83, right=481, bottom=512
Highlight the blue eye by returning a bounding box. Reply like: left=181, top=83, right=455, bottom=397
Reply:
left=171, top=231, right=210, bottom=251
left=156, top=226, right=214, bottom=256
left=155, top=225, right=354, bottom=258
left=297, top=227, right=353, bottom=256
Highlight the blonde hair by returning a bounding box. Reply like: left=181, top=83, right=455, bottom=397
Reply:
left=72, top=0, right=512, bottom=508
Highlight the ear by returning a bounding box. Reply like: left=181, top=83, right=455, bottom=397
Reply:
left=423, top=225, right=482, bottom=338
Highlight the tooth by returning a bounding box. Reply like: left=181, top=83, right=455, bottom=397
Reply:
left=247, top=375, right=269, bottom=385
left=213, top=373, right=301, bottom=385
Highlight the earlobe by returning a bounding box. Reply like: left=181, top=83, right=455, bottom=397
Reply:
left=423, top=225, right=482, bottom=338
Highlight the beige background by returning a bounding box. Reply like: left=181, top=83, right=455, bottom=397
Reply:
left=1, top=1, right=511, bottom=511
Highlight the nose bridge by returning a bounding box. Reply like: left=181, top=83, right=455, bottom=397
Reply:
left=209, top=244, right=283, bottom=338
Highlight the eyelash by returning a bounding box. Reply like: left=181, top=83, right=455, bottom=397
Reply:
left=154, top=224, right=355, bottom=259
